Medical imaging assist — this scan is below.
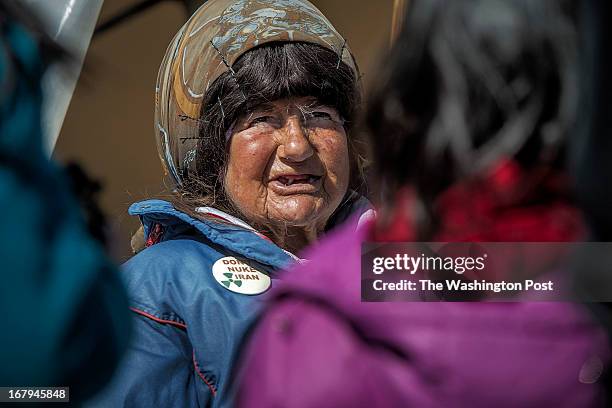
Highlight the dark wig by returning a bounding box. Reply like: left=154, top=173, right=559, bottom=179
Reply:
left=364, top=0, right=577, bottom=237
left=173, top=41, right=364, bottom=224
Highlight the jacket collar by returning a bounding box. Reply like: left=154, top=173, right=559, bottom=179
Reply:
left=129, top=199, right=295, bottom=271
left=129, top=196, right=375, bottom=269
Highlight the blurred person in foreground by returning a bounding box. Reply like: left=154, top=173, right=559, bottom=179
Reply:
left=237, top=0, right=611, bottom=406
left=89, top=1, right=371, bottom=407
left=0, top=1, right=130, bottom=402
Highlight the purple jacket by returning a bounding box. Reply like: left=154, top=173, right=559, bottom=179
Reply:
left=237, top=219, right=610, bottom=407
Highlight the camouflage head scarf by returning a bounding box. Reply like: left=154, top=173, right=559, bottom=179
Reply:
left=154, top=0, right=358, bottom=187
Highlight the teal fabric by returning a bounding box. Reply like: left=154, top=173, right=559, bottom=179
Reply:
left=0, top=17, right=130, bottom=401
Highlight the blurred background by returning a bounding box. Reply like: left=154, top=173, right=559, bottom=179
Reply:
left=52, top=0, right=396, bottom=261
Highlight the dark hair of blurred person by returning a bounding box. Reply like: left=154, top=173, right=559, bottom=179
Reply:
left=366, top=0, right=580, bottom=242
left=0, top=1, right=130, bottom=402
left=236, top=1, right=611, bottom=406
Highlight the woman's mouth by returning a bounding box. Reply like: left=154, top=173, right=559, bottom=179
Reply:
left=269, top=174, right=322, bottom=195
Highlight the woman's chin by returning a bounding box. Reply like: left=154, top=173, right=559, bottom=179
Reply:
left=267, top=196, right=327, bottom=227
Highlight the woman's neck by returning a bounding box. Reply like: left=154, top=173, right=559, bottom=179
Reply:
left=266, top=224, right=321, bottom=255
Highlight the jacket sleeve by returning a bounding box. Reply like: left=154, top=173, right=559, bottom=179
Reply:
left=86, top=311, right=215, bottom=408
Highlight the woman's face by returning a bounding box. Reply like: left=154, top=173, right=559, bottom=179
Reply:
left=224, top=96, right=350, bottom=232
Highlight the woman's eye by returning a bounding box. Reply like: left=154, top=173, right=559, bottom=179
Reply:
left=310, top=111, right=334, bottom=120
left=303, top=110, right=342, bottom=126
left=249, top=116, right=276, bottom=127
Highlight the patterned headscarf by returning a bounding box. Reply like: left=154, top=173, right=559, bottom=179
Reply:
left=155, top=0, right=358, bottom=187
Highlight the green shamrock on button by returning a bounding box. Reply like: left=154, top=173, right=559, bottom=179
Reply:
left=221, top=272, right=242, bottom=288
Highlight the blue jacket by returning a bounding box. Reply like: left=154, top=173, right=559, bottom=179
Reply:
left=89, top=199, right=299, bottom=407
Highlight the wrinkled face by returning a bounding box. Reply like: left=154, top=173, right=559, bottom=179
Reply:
left=224, top=96, right=350, bottom=232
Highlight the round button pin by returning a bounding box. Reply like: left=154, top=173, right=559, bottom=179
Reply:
left=212, top=256, right=272, bottom=295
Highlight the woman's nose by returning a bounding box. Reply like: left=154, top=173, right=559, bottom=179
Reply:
left=278, top=116, right=314, bottom=163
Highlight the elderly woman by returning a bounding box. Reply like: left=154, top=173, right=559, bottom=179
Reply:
left=90, top=0, right=370, bottom=407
